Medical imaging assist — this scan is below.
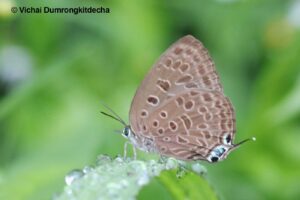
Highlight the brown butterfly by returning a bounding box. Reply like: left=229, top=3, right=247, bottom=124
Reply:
left=102, top=35, right=255, bottom=163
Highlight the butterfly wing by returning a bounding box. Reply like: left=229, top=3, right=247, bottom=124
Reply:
left=150, top=89, right=235, bottom=160
left=129, top=35, right=235, bottom=160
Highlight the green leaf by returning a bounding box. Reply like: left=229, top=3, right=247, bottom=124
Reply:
left=158, top=170, right=218, bottom=200
left=54, top=156, right=215, bottom=200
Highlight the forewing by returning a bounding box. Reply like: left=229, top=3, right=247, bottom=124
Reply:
left=130, top=35, right=224, bottom=135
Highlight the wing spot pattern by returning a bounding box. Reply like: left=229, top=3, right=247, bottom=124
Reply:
left=190, top=91, right=199, bottom=96
left=198, top=106, right=208, bottom=113
left=172, top=60, right=182, bottom=70
left=163, top=137, right=171, bottom=142
left=203, top=93, right=213, bottom=102
left=176, top=75, right=192, bottom=84
left=179, top=63, right=190, bottom=73
left=169, top=121, right=178, bottom=131
left=180, top=114, right=192, bottom=129
left=153, top=120, right=159, bottom=128
left=147, top=95, right=159, bottom=106
left=158, top=128, right=164, bottom=135
left=156, top=79, right=171, bottom=92
left=174, top=47, right=183, bottom=55
left=140, top=110, right=148, bottom=118
left=184, top=100, right=194, bottom=110
left=160, top=111, right=168, bottom=118
left=177, top=136, right=189, bottom=144
left=176, top=97, right=184, bottom=106
left=165, top=57, right=172, bottom=67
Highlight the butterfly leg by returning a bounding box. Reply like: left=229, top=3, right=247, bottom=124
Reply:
left=132, top=145, right=137, bottom=160
left=123, top=141, right=129, bottom=159
left=123, top=141, right=137, bottom=159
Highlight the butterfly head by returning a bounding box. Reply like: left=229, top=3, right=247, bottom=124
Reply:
left=207, top=137, right=256, bottom=163
left=122, top=126, right=140, bottom=146
left=122, top=126, right=146, bottom=151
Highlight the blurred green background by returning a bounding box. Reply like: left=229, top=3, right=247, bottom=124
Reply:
left=1, top=0, right=300, bottom=199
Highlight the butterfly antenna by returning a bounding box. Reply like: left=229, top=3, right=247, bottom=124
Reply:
left=100, top=101, right=127, bottom=126
left=230, top=137, right=256, bottom=151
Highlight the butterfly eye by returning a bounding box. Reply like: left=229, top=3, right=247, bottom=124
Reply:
left=122, top=127, right=131, bottom=137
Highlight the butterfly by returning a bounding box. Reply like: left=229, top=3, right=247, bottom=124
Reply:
left=102, top=35, right=255, bottom=163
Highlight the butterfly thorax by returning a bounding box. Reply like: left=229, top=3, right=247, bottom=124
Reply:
left=122, top=126, right=157, bottom=153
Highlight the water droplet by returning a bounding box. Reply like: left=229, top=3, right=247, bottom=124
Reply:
left=165, top=158, right=178, bottom=170
left=96, top=154, right=112, bottom=166
left=128, top=161, right=145, bottom=172
left=65, top=169, right=84, bottom=185
left=119, top=179, right=129, bottom=188
left=137, top=173, right=150, bottom=186
left=191, top=163, right=207, bottom=175
left=114, top=154, right=124, bottom=163
left=148, top=160, right=161, bottom=176
left=82, top=165, right=94, bottom=174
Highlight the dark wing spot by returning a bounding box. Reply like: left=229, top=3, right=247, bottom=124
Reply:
left=160, top=146, right=167, bottom=152
left=184, top=100, right=194, bottom=110
left=220, top=112, right=227, bottom=118
left=177, top=136, right=188, bottom=144
left=176, top=97, right=184, bottom=106
left=203, top=75, right=214, bottom=86
left=203, top=76, right=209, bottom=82
left=160, top=111, right=167, bottom=118
left=147, top=96, right=159, bottom=105
left=169, top=121, right=177, bottom=131
left=204, top=79, right=212, bottom=86
left=198, top=106, right=208, bottom=113
left=190, top=91, right=199, bottom=96
left=156, top=79, right=171, bottom=92
left=180, top=114, right=192, bottom=129
left=142, top=125, right=147, bottom=131
left=203, top=93, right=212, bottom=102
left=198, top=64, right=206, bottom=75
left=153, top=120, right=159, bottom=128
left=174, top=47, right=183, bottom=55
left=179, top=63, right=189, bottom=73
left=165, top=58, right=172, bottom=67
left=140, top=110, right=148, bottom=117
left=158, top=128, right=164, bottom=135
left=172, top=60, right=182, bottom=70
left=176, top=75, right=192, bottom=84
left=163, top=137, right=171, bottom=142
